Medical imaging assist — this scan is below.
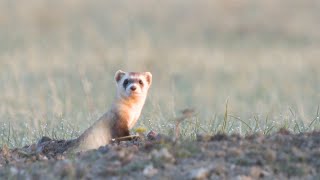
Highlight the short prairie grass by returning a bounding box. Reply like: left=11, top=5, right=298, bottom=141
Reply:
left=0, top=0, right=319, bottom=147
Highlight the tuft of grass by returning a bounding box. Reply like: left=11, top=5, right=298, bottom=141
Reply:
left=220, top=98, right=229, bottom=134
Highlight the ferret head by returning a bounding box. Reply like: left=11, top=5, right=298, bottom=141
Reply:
left=115, top=70, right=152, bottom=99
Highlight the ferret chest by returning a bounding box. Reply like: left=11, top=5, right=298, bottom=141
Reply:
left=126, top=106, right=142, bottom=129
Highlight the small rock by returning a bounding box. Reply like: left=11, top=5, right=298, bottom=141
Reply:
left=55, top=154, right=66, bottom=160
left=105, top=160, right=122, bottom=174
left=31, top=155, right=37, bottom=161
left=292, top=147, right=305, bottom=160
left=210, top=174, right=224, bottom=180
left=235, top=175, right=252, bottom=180
left=10, top=167, right=19, bottom=175
left=116, top=149, right=134, bottom=163
left=264, top=149, right=276, bottom=162
left=118, top=141, right=129, bottom=147
left=36, top=153, right=48, bottom=161
left=215, top=151, right=226, bottom=158
left=278, top=128, right=290, bottom=135
left=151, top=148, right=175, bottom=164
left=54, top=160, right=75, bottom=178
left=143, top=164, right=158, bottom=177
left=196, top=134, right=212, bottom=142
left=147, top=130, right=173, bottom=143
left=229, top=147, right=242, bottom=156
left=211, top=134, right=228, bottom=141
left=188, top=167, right=210, bottom=180
left=75, top=162, right=87, bottom=178
left=147, top=130, right=158, bottom=141
left=163, top=163, right=175, bottom=170
left=117, top=149, right=126, bottom=159
left=98, top=146, right=109, bottom=154
left=212, top=165, right=225, bottom=175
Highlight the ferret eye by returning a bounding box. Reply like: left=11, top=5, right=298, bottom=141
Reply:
left=123, top=79, right=129, bottom=86
left=139, top=80, right=143, bottom=85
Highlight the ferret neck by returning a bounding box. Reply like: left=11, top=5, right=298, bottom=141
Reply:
left=113, top=95, right=146, bottom=113
left=112, top=95, right=146, bottom=129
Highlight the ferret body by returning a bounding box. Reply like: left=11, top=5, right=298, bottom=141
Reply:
left=72, top=70, right=152, bottom=152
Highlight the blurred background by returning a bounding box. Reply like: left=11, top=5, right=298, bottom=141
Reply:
left=0, top=0, right=319, bottom=146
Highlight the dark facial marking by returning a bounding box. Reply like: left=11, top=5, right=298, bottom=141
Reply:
left=129, top=72, right=140, bottom=76
left=123, top=79, right=129, bottom=89
left=123, top=78, right=144, bottom=89
left=139, top=80, right=144, bottom=86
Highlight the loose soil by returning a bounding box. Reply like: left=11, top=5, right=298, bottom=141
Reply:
left=1, top=129, right=319, bottom=179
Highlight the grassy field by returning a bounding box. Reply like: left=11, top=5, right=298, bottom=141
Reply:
left=0, top=0, right=320, bottom=148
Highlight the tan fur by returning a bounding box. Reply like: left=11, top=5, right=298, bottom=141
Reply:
left=71, top=70, right=152, bottom=152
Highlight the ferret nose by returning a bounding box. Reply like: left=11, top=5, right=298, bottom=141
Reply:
left=130, top=86, right=136, bottom=91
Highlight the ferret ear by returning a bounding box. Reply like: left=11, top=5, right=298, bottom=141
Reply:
left=115, top=70, right=126, bottom=82
left=145, top=72, right=152, bottom=86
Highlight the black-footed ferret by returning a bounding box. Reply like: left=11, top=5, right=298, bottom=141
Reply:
left=72, top=70, right=152, bottom=152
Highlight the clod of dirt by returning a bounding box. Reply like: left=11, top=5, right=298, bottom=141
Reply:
left=196, top=134, right=212, bottom=142
left=143, top=164, right=158, bottom=177
left=147, top=130, right=158, bottom=140
left=249, top=166, right=265, bottom=178
left=117, top=148, right=134, bottom=164
left=151, top=148, right=175, bottom=164
left=263, top=148, right=276, bottom=162
left=53, top=160, right=75, bottom=178
left=211, top=133, right=229, bottom=141
left=188, top=167, right=211, bottom=180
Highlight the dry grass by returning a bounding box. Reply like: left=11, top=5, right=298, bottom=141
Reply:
left=0, top=0, right=320, bottom=147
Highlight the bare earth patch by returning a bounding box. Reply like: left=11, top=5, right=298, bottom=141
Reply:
left=1, top=129, right=319, bottom=179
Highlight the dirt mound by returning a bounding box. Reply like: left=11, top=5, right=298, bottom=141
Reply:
left=1, top=130, right=320, bottom=179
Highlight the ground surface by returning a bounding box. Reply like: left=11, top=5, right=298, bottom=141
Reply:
left=1, top=130, right=319, bottom=179
left=1, top=0, right=320, bottom=148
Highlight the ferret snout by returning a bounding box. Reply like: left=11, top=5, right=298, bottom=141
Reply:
left=130, top=86, right=137, bottom=91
